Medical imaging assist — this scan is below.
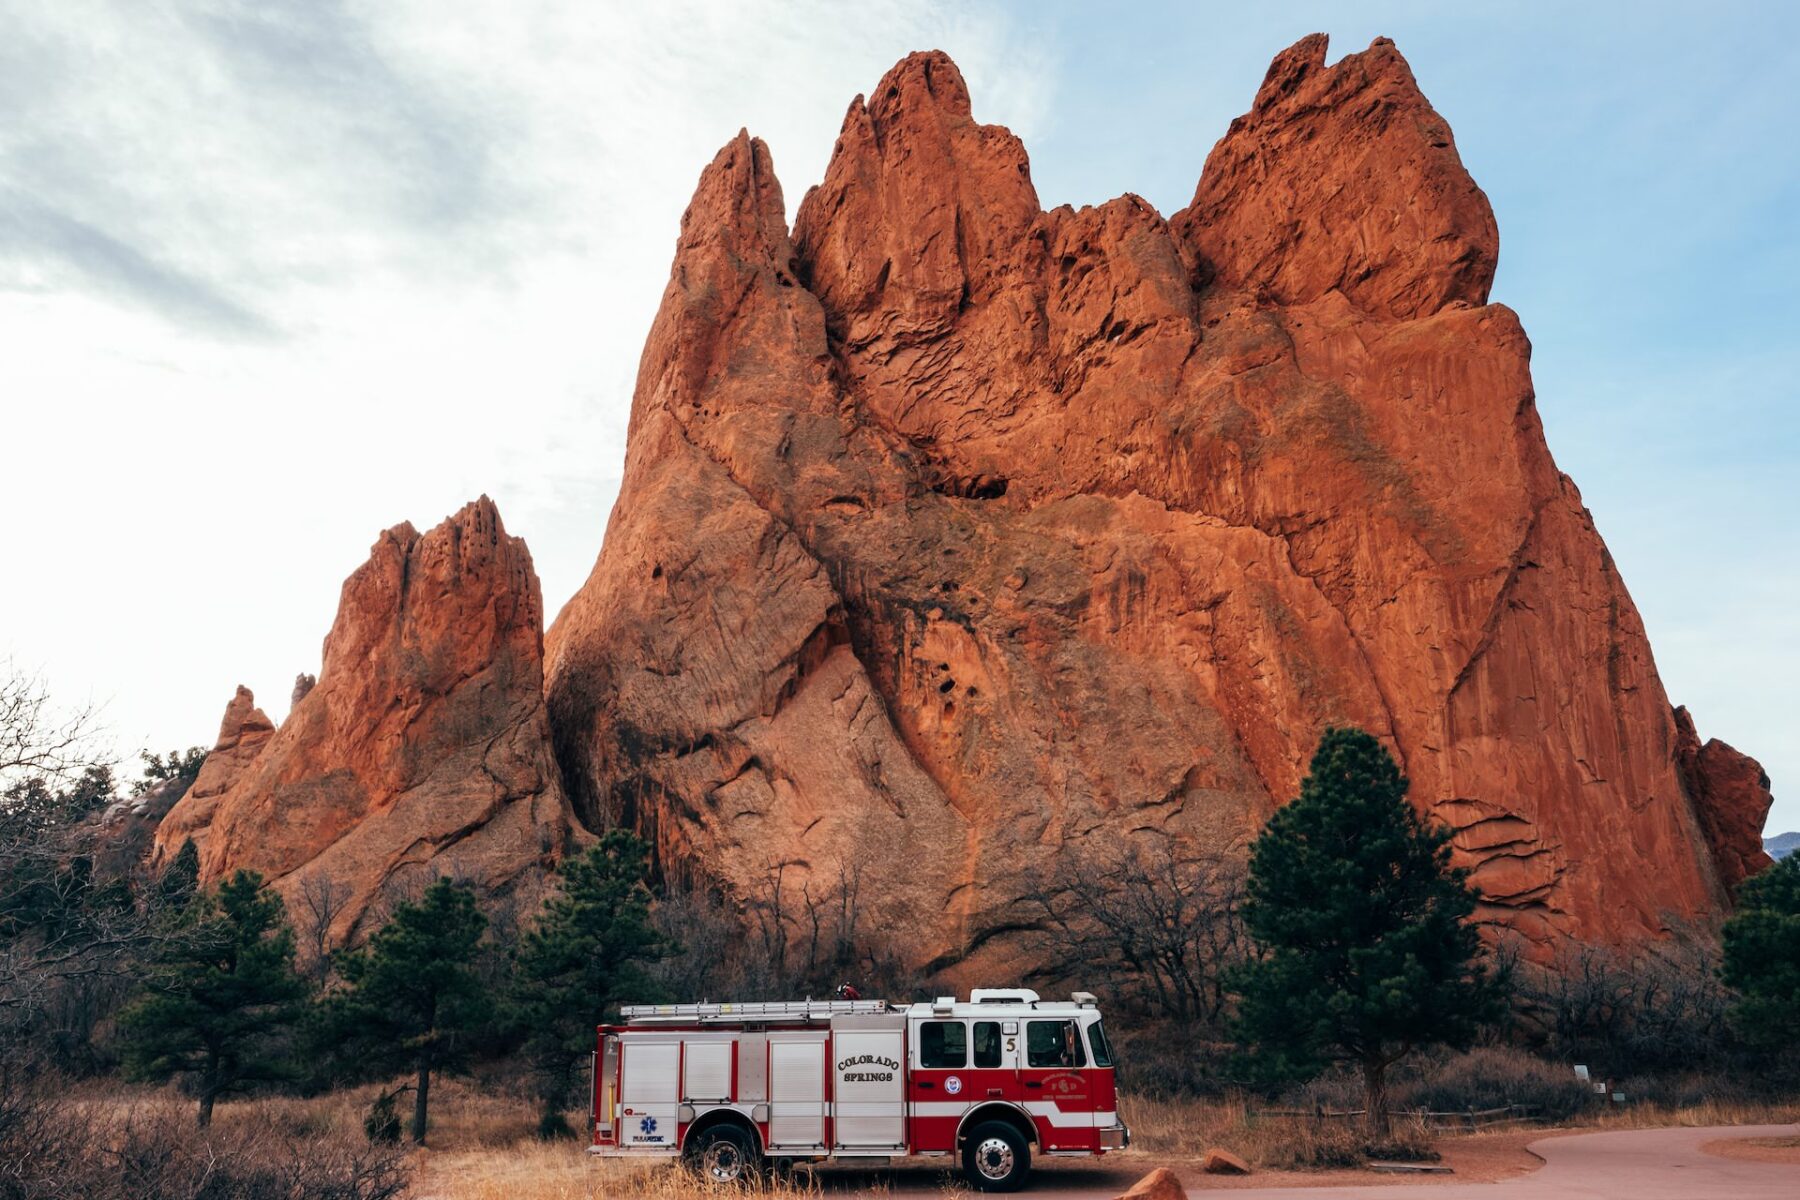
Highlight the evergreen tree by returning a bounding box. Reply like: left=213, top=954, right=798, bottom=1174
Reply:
left=157, top=838, right=201, bottom=909
left=139, top=746, right=208, bottom=788
left=1722, top=853, right=1800, bottom=1052
left=324, top=877, right=490, bottom=1144
left=119, top=870, right=308, bottom=1126
left=510, top=832, right=671, bottom=1135
left=1230, top=728, right=1498, bottom=1136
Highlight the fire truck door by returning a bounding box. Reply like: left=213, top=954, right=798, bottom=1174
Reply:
left=767, top=1036, right=826, bottom=1149
left=830, top=1016, right=905, bottom=1148
left=1020, top=1018, right=1093, bottom=1151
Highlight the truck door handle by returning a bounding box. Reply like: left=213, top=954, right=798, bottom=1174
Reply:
left=1024, top=1081, right=1042, bottom=1088
left=917, top=1081, right=935, bottom=1089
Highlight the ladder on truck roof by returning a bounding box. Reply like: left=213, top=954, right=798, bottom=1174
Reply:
left=618, top=998, right=893, bottom=1025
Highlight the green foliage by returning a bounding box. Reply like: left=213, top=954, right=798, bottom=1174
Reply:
left=322, top=878, right=490, bottom=1143
left=364, top=1087, right=404, bottom=1145
left=139, top=747, right=207, bottom=788
left=157, top=839, right=201, bottom=909
left=1721, top=853, right=1800, bottom=1051
left=2, top=764, right=118, bottom=835
left=1229, top=727, right=1498, bottom=1132
left=118, top=870, right=308, bottom=1126
left=510, top=832, right=671, bottom=1126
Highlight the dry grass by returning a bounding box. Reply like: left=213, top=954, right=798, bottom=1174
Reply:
left=69, top=1078, right=1797, bottom=1198
left=1119, top=1092, right=1432, bottom=1169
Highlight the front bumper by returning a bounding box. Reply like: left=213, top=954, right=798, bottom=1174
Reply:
left=1099, top=1122, right=1131, bottom=1151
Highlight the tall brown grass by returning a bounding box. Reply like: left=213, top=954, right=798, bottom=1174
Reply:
left=4, top=1083, right=406, bottom=1200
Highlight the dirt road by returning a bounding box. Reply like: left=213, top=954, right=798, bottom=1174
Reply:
left=803, top=1123, right=1800, bottom=1199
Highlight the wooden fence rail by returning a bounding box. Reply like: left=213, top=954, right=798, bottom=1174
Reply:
left=1246, top=1104, right=1541, bottom=1131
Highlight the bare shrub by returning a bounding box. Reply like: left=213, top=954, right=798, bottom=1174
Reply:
left=75, top=1099, right=405, bottom=1200
left=294, top=875, right=351, bottom=990
left=1022, top=839, right=1248, bottom=1027
left=1398, top=1045, right=1592, bottom=1121
left=1513, top=937, right=1731, bottom=1072
left=653, top=862, right=918, bottom=1002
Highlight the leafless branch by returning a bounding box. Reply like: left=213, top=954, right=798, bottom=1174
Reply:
left=0, top=661, right=108, bottom=787
left=1022, top=838, right=1249, bottom=1026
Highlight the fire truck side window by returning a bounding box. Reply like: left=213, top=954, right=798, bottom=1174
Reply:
left=1087, top=1020, right=1115, bottom=1067
left=972, top=1021, right=1002, bottom=1068
left=1026, top=1019, right=1087, bottom=1069
left=919, top=1020, right=967, bottom=1068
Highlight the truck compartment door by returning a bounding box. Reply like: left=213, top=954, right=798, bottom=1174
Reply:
left=832, top=1025, right=904, bottom=1148
left=619, top=1039, right=679, bottom=1149
left=767, top=1037, right=825, bottom=1149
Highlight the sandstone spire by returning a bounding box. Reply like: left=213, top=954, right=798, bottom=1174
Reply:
left=1172, top=34, right=1499, bottom=320
left=156, top=497, right=578, bottom=942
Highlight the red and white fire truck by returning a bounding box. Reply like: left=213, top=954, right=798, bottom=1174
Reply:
left=590, top=989, right=1128, bottom=1191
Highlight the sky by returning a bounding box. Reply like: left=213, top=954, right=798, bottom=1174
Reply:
left=1, top=1, right=1794, bottom=831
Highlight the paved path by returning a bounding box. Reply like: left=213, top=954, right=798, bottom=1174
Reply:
left=805, top=1123, right=1799, bottom=1199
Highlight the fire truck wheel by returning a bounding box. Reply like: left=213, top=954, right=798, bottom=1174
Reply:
left=962, top=1121, right=1031, bottom=1192
left=687, top=1124, right=760, bottom=1185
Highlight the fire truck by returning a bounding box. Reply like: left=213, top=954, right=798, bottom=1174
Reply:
left=589, top=989, right=1128, bottom=1191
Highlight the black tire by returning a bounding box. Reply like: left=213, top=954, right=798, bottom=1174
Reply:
left=685, top=1123, right=761, bottom=1186
left=962, top=1120, right=1032, bottom=1192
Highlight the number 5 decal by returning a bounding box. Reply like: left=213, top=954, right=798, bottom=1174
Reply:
left=1005, top=1036, right=1016, bottom=1053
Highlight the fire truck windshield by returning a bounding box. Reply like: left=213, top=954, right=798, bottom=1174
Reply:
left=1087, top=1019, right=1115, bottom=1068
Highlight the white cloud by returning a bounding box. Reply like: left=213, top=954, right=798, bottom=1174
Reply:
left=0, top=0, right=1056, bottom=762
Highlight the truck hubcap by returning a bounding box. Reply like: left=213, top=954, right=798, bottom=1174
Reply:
left=704, top=1142, right=744, bottom=1181
left=976, top=1137, right=1015, bottom=1180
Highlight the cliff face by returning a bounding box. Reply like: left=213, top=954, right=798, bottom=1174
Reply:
left=544, top=36, right=1772, bottom=973
left=155, top=498, right=579, bottom=941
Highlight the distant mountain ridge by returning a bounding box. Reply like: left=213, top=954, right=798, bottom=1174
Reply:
left=1767, top=832, right=1799, bottom=861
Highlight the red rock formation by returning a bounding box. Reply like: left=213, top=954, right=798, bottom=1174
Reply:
left=97, top=687, right=275, bottom=880
left=546, top=38, right=1771, bottom=973
left=156, top=498, right=579, bottom=941
left=154, top=685, right=276, bottom=859
left=1674, top=706, right=1775, bottom=896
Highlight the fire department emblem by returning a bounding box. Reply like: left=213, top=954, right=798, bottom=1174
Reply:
left=944, top=1075, right=963, bottom=1095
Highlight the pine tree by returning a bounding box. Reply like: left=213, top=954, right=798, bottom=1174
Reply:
left=324, top=877, right=490, bottom=1144
left=119, top=870, right=308, bottom=1126
left=1721, top=853, right=1800, bottom=1052
left=510, top=832, right=671, bottom=1135
left=157, top=838, right=200, bottom=908
left=1230, top=727, right=1498, bottom=1137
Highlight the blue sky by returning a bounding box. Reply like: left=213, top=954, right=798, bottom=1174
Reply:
left=1, top=1, right=1793, bottom=830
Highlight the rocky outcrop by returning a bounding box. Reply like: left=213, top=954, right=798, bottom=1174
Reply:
left=544, top=36, right=1773, bottom=975
left=154, top=686, right=276, bottom=860
left=1675, top=706, right=1775, bottom=895
left=155, top=498, right=579, bottom=942
left=93, top=688, right=274, bottom=880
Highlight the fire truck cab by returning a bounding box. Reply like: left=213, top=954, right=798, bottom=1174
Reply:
left=590, top=989, right=1128, bottom=1191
